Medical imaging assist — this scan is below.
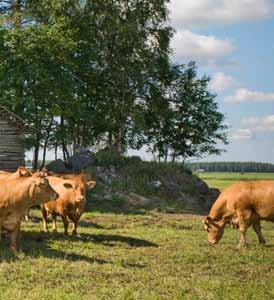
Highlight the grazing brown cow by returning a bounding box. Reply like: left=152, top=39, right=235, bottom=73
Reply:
left=203, top=181, right=274, bottom=247
left=41, top=173, right=96, bottom=235
left=0, top=172, right=58, bottom=252
left=228, top=215, right=239, bottom=229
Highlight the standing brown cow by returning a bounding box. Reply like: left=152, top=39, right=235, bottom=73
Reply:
left=0, top=171, right=58, bottom=252
left=41, top=173, right=96, bottom=235
left=203, top=181, right=274, bottom=247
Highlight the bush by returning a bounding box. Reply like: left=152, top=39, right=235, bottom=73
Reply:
left=94, top=149, right=125, bottom=166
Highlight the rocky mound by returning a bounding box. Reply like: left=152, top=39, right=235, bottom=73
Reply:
left=88, top=161, right=220, bottom=213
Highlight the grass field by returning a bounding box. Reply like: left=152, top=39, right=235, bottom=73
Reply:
left=198, top=172, right=274, bottom=191
left=0, top=173, right=273, bottom=300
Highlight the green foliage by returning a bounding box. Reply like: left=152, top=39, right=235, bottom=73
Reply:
left=93, top=150, right=126, bottom=167
left=0, top=0, right=227, bottom=166
left=145, top=62, right=228, bottom=161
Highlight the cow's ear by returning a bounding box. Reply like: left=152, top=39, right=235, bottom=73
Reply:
left=86, top=180, right=96, bottom=190
left=203, top=216, right=212, bottom=230
left=82, top=172, right=92, bottom=182
left=18, top=167, right=30, bottom=177
left=63, top=182, right=73, bottom=189
left=204, top=216, right=212, bottom=224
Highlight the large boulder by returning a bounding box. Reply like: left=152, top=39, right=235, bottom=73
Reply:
left=46, top=159, right=71, bottom=173
left=67, top=149, right=93, bottom=172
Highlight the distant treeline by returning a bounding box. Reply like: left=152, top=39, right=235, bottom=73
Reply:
left=189, top=162, right=274, bottom=173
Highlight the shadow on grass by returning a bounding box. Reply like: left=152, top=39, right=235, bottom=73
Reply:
left=0, top=230, right=157, bottom=263
left=37, top=231, right=158, bottom=248
left=78, top=220, right=105, bottom=229
left=79, top=233, right=158, bottom=248
left=0, top=232, right=110, bottom=265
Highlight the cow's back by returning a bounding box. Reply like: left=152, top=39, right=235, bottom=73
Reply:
left=213, top=180, right=274, bottom=221
left=249, top=181, right=274, bottom=221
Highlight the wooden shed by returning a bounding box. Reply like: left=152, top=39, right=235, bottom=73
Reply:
left=0, top=105, right=25, bottom=171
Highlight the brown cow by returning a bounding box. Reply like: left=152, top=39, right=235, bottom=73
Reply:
left=0, top=166, right=32, bottom=179
left=0, top=171, right=58, bottom=252
left=203, top=181, right=274, bottom=247
left=0, top=167, right=34, bottom=222
left=41, top=173, right=96, bottom=235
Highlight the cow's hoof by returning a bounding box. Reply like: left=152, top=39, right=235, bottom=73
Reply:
left=237, top=243, right=248, bottom=249
left=10, top=246, right=19, bottom=255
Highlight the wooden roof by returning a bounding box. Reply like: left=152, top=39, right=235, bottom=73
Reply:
left=0, top=105, right=25, bottom=131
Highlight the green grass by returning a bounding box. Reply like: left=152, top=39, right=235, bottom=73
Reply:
left=0, top=209, right=273, bottom=300
left=0, top=171, right=273, bottom=299
left=197, top=172, right=274, bottom=191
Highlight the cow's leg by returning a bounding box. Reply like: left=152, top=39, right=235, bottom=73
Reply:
left=9, top=222, right=21, bottom=253
left=24, top=208, right=30, bottom=222
left=237, top=211, right=252, bottom=248
left=51, top=212, right=58, bottom=233
left=72, top=216, right=81, bottom=236
left=61, top=215, right=69, bottom=235
left=252, top=219, right=266, bottom=244
left=41, top=205, right=49, bottom=232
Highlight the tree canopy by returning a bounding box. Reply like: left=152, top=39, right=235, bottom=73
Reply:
left=0, top=0, right=228, bottom=168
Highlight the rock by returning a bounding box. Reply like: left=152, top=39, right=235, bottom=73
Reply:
left=94, top=166, right=120, bottom=186
left=67, top=149, right=93, bottom=172
left=128, top=193, right=152, bottom=206
left=46, top=159, right=71, bottom=173
left=150, top=180, right=162, bottom=188
left=103, top=194, right=113, bottom=201
left=194, top=179, right=209, bottom=194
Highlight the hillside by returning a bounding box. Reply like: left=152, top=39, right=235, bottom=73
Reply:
left=85, top=156, right=219, bottom=214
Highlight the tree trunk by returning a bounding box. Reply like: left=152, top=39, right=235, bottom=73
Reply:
left=54, top=142, right=58, bottom=160
left=60, top=116, right=69, bottom=163
left=13, top=0, right=22, bottom=28
left=32, top=143, right=40, bottom=170
left=40, top=117, right=54, bottom=170
left=171, top=152, right=176, bottom=164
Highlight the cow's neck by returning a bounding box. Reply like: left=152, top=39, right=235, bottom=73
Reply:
left=209, top=195, right=228, bottom=222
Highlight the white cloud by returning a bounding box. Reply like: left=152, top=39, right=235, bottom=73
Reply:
left=224, top=88, right=274, bottom=103
left=231, top=129, right=253, bottom=140
left=169, top=0, right=274, bottom=29
left=231, top=115, right=274, bottom=141
left=171, top=30, right=235, bottom=65
left=242, top=115, right=274, bottom=132
left=209, top=72, right=235, bottom=93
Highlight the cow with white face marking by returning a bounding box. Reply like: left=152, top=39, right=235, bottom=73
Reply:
left=41, top=173, right=96, bottom=235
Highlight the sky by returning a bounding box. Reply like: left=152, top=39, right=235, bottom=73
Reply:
left=167, top=0, right=274, bottom=163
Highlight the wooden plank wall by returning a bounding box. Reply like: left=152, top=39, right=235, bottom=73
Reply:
left=0, top=119, right=25, bottom=171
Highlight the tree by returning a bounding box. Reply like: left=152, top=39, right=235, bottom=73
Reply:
left=145, top=62, right=228, bottom=162
left=0, top=1, right=227, bottom=167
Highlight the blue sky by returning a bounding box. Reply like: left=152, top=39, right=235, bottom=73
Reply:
left=168, top=0, right=274, bottom=163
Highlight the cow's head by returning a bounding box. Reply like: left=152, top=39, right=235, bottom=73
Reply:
left=62, top=173, right=96, bottom=204
left=30, top=171, right=58, bottom=203
left=203, top=216, right=226, bottom=245
left=16, top=166, right=32, bottom=177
